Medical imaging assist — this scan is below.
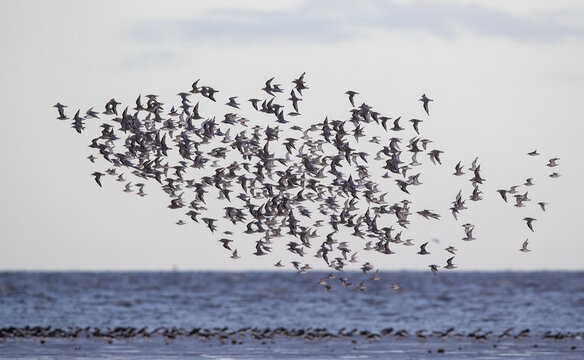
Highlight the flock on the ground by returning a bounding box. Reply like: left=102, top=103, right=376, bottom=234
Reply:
left=2, top=325, right=580, bottom=342
left=54, top=73, right=561, bottom=291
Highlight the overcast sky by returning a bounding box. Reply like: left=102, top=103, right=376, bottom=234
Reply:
left=0, top=0, right=582, bottom=271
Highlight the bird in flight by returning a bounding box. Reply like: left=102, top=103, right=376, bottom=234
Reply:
left=53, top=72, right=564, bottom=292
left=523, top=217, right=536, bottom=232
left=419, top=94, right=433, bottom=115
left=345, top=90, right=358, bottom=107
left=519, top=239, right=531, bottom=252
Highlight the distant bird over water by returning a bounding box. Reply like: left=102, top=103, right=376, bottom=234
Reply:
left=429, top=265, right=438, bottom=276
left=417, top=242, right=430, bottom=255
left=444, top=256, right=456, bottom=269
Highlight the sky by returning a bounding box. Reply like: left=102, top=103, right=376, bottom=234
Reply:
left=0, top=0, right=582, bottom=271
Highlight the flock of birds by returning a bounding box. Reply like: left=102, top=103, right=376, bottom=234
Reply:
left=54, top=73, right=561, bottom=292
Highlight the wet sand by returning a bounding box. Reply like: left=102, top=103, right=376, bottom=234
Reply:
left=1, top=327, right=582, bottom=359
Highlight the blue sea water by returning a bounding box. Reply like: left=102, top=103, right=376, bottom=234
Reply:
left=1, top=271, right=583, bottom=359
left=1, top=271, right=583, bottom=333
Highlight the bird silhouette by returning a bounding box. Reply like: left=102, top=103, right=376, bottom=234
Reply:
left=54, top=72, right=563, bottom=292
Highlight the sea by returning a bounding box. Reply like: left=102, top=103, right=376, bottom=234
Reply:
left=1, top=271, right=583, bottom=359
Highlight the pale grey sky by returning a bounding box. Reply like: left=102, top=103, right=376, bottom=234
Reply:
left=0, top=0, right=582, bottom=271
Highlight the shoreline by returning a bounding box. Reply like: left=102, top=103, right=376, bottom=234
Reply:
left=1, top=331, right=582, bottom=360
left=1, top=326, right=582, bottom=341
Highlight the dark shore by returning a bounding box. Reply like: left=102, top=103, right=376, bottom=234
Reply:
left=1, top=326, right=583, bottom=341
left=1, top=326, right=582, bottom=360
